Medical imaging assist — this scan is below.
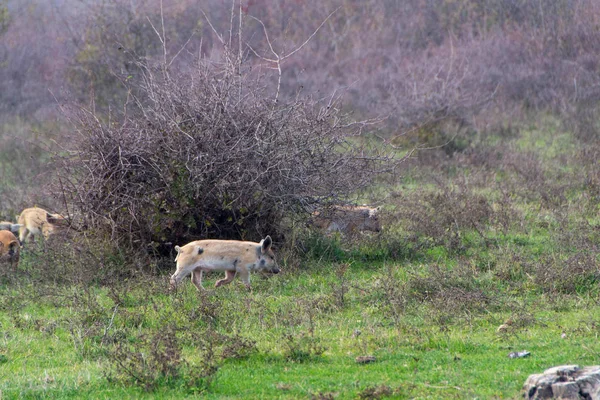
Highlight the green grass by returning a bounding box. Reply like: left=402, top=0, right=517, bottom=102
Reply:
left=2, top=252, right=600, bottom=399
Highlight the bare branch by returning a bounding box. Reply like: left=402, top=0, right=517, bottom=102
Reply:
left=201, top=9, right=225, bottom=45
left=280, top=7, right=340, bottom=61
left=168, top=31, right=196, bottom=68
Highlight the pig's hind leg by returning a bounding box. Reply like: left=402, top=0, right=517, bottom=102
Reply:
left=215, top=270, right=236, bottom=287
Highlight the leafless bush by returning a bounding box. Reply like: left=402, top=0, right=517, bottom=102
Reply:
left=220, top=334, right=257, bottom=360
left=64, top=279, right=253, bottom=392
left=58, top=29, right=397, bottom=252
left=64, top=285, right=120, bottom=359
left=371, top=263, right=495, bottom=326
left=108, top=324, right=218, bottom=392
left=310, top=391, right=335, bottom=400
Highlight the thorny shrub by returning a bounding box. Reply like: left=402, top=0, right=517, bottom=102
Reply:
left=59, top=50, right=398, bottom=255
left=108, top=324, right=218, bottom=392
left=332, top=263, right=350, bottom=308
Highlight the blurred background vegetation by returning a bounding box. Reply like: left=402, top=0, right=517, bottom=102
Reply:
left=1, top=0, right=600, bottom=258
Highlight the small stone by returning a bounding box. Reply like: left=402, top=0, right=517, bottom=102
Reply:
left=508, top=350, right=530, bottom=358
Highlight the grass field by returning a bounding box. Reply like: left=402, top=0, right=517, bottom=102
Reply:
left=2, top=117, right=600, bottom=399
left=2, top=252, right=600, bottom=399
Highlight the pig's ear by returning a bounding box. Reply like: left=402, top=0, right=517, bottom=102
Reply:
left=174, top=245, right=182, bottom=262
left=260, top=235, right=272, bottom=254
